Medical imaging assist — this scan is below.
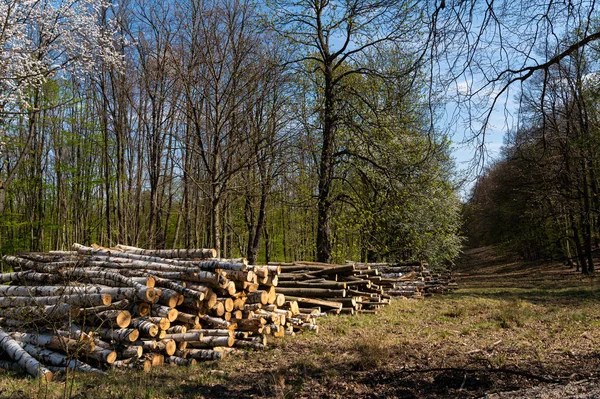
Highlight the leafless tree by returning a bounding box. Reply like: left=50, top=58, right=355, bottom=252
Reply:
left=429, top=0, right=600, bottom=162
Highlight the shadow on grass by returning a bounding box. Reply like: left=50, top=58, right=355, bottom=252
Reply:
left=161, top=344, right=550, bottom=399
left=177, top=357, right=537, bottom=399
left=175, top=383, right=263, bottom=399
left=119, top=369, right=266, bottom=399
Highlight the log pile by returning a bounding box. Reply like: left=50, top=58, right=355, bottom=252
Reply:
left=0, top=244, right=319, bottom=380
left=355, top=261, right=458, bottom=298
left=270, top=260, right=456, bottom=311
left=269, top=261, right=392, bottom=315
left=0, top=244, right=456, bottom=381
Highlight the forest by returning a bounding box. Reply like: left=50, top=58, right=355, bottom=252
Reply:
left=2, top=1, right=600, bottom=397
left=1, top=0, right=599, bottom=272
left=0, top=0, right=463, bottom=266
left=462, top=54, right=600, bottom=273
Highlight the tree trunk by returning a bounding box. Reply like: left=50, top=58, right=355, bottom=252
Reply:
left=264, top=224, right=271, bottom=264
left=249, top=183, right=268, bottom=265
left=21, top=343, right=104, bottom=374
left=185, top=349, right=223, bottom=361
left=570, top=214, right=588, bottom=274
left=0, top=294, right=111, bottom=308
left=212, top=197, right=222, bottom=259
left=316, top=65, right=335, bottom=263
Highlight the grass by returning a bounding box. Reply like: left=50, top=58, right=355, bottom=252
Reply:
left=1, top=246, right=600, bottom=398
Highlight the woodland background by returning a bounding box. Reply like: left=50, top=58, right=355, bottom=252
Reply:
left=2, top=0, right=600, bottom=272
left=0, top=0, right=461, bottom=266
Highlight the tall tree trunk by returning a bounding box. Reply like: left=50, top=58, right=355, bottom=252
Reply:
left=264, top=223, right=271, bottom=264
left=281, top=201, right=287, bottom=261
left=570, top=212, right=588, bottom=274
left=581, top=162, right=594, bottom=273
left=245, top=193, right=255, bottom=262
left=248, top=183, right=268, bottom=265
left=212, top=197, right=221, bottom=258
left=316, top=69, right=335, bottom=263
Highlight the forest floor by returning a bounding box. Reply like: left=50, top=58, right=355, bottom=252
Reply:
left=2, top=246, right=600, bottom=398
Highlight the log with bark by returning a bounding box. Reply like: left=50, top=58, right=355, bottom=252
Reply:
left=0, top=329, right=54, bottom=380
left=0, top=243, right=324, bottom=378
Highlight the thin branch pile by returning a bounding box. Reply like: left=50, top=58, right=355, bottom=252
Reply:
left=0, top=244, right=317, bottom=380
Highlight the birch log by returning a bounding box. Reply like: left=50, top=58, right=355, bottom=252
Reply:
left=10, top=332, right=93, bottom=354
left=130, top=319, right=159, bottom=337
left=20, top=343, right=104, bottom=374
left=115, top=245, right=216, bottom=259
left=0, top=329, right=53, bottom=381
left=0, top=294, right=112, bottom=308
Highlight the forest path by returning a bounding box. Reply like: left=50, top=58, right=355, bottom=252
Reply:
left=452, top=246, right=600, bottom=398
left=455, top=246, right=593, bottom=290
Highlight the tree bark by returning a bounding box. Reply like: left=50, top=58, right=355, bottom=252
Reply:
left=0, top=329, right=54, bottom=381
left=21, top=343, right=104, bottom=374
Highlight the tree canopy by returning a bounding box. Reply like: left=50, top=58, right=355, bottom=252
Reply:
left=6, top=0, right=600, bottom=269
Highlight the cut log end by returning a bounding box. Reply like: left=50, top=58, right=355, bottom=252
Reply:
left=128, top=330, right=140, bottom=342
left=41, top=370, right=54, bottom=382
left=137, top=303, right=151, bottom=317
left=166, top=309, right=178, bottom=322
left=116, top=311, right=132, bottom=329
left=101, top=294, right=113, bottom=306
left=106, top=351, right=118, bottom=364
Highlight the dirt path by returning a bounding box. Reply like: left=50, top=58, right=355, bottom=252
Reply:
left=455, top=246, right=597, bottom=291
left=454, top=247, right=600, bottom=399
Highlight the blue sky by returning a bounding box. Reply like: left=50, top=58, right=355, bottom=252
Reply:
left=450, top=116, right=505, bottom=198
left=444, top=77, right=522, bottom=199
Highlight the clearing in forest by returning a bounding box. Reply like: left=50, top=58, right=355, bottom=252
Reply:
left=2, top=246, right=599, bottom=398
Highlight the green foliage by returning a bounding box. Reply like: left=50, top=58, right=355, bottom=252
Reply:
left=0, top=4, right=462, bottom=265
left=324, top=48, right=463, bottom=266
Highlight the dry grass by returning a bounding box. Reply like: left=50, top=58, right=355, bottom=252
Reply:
left=1, top=246, right=600, bottom=398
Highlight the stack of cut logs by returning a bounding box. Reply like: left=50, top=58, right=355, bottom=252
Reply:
left=271, top=261, right=391, bottom=315
left=353, top=261, right=457, bottom=299
left=0, top=244, right=318, bottom=381
left=270, top=260, right=456, bottom=311
left=0, top=245, right=455, bottom=380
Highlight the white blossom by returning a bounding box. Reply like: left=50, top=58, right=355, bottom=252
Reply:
left=0, top=0, right=122, bottom=116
